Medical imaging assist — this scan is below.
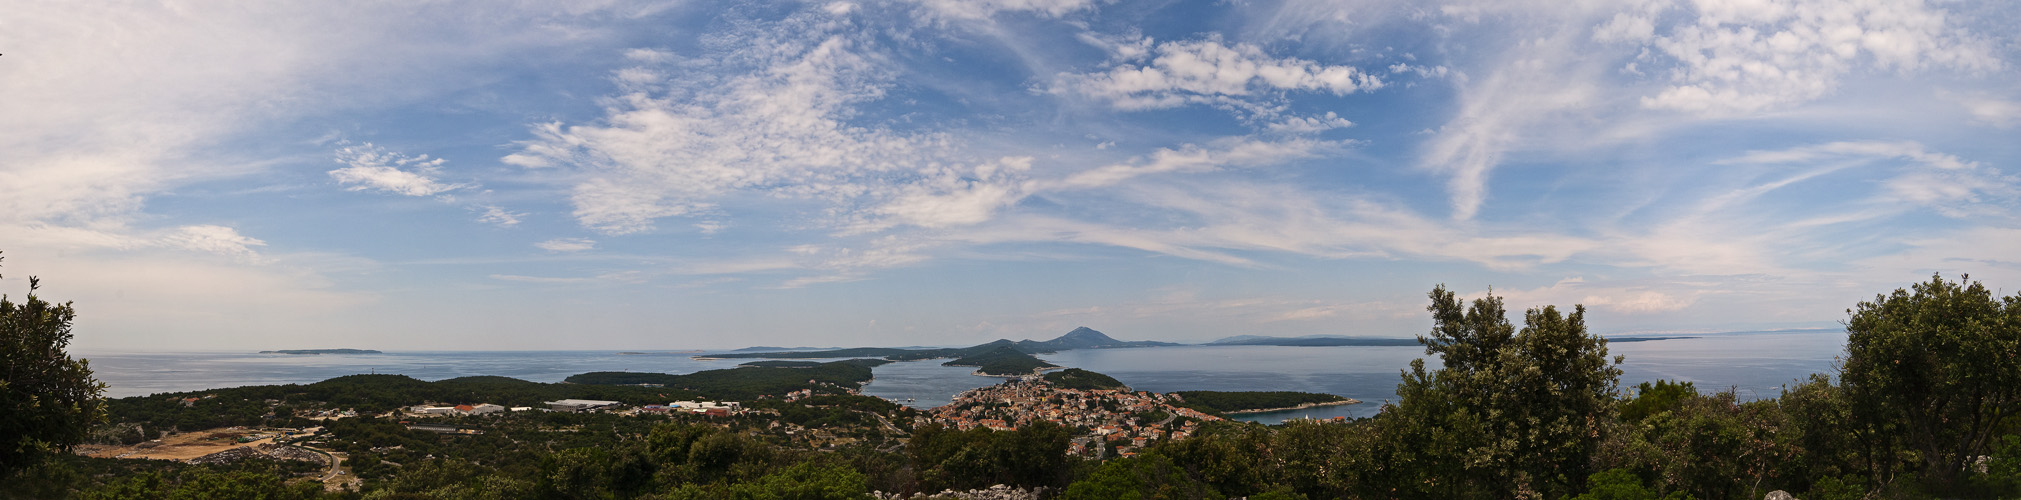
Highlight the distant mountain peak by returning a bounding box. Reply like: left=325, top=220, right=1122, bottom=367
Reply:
left=1059, top=327, right=1115, bottom=342
left=1015, top=326, right=1175, bottom=352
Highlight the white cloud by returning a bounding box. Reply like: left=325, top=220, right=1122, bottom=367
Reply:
left=948, top=181, right=1602, bottom=272
left=1725, top=141, right=2016, bottom=217
left=1942, top=91, right=2021, bottom=128
left=1049, top=138, right=1333, bottom=190
left=1592, top=13, right=1656, bottom=43
left=1264, top=112, right=1354, bottom=134
left=534, top=238, right=597, bottom=252
left=905, top=0, right=1102, bottom=21
left=507, top=20, right=938, bottom=235
left=161, top=225, right=268, bottom=261
left=1419, top=24, right=1608, bottom=220
left=329, top=143, right=463, bottom=197
left=778, top=236, right=938, bottom=287
left=1484, top=277, right=1707, bottom=315
left=863, top=157, right=1034, bottom=231
left=0, top=224, right=374, bottom=350
left=1055, top=36, right=1384, bottom=110
left=1638, top=0, right=2001, bottom=116
left=476, top=205, right=524, bottom=227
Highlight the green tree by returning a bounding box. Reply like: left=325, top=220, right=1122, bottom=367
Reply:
left=1059, top=452, right=1221, bottom=500
left=1841, top=274, right=2021, bottom=491
left=1619, top=380, right=1697, bottom=423
left=1380, top=285, right=1623, bottom=498
left=665, top=462, right=873, bottom=500
left=1568, top=469, right=1692, bottom=500
left=1, top=252, right=107, bottom=476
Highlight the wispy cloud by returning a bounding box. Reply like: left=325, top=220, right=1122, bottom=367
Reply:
left=1054, top=35, right=1383, bottom=112
left=329, top=143, right=465, bottom=197
left=534, top=238, right=597, bottom=252
left=504, top=16, right=937, bottom=235
left=476, top=205, right=525, bottom=227
left=903, top=0, right=1104, bottom=21
left=162, top=225, right=269, bottom=261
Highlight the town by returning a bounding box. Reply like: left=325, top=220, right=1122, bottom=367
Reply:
left=923, top=377, right=1223, bottom=458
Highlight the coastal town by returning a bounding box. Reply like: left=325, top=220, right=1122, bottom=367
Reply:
left=923, top=377, right=1224, bottom=458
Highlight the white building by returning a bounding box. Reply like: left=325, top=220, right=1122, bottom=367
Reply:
left=545, top=399, right=622, bottom=412
left=471, top=404, right=505, bottom=415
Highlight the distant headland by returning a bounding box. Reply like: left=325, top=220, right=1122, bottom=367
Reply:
left=258, top=349, right=382, bottom=355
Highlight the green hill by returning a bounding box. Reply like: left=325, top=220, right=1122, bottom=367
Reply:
left=1041, top=368, right=1128, bottom=390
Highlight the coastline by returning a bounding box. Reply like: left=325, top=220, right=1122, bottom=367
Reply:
left=1223, top=398, right=1363, bottom=415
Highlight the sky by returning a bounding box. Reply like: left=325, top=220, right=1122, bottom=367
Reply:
left=4, top=0, right=2019, bottom=351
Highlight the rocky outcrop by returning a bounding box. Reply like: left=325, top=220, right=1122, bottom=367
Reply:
left=1764, top=491, right=1799, bottom=500
left=188, top=443, right=328, bottom=466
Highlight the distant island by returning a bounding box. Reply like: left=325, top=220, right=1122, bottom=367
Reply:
left=258, top=349, right=381, bottom=355
left=1173, top=390, right=1360, bottom=415
left=943, top=345, right=1059, bottom=376
left=701, top=327, right=1171, bottom=378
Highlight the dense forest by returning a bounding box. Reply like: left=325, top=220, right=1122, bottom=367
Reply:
left=4, top=275, right=2020, bottom=499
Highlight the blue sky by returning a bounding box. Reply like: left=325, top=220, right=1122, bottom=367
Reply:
left=5, top=0, right=2019, bottom=351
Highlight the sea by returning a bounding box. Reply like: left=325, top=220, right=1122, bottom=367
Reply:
left=78, top=330, right=1847, bottom=425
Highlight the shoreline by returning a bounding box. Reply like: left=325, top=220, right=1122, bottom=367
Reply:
left=1223, top=399, right=1362, bottom=415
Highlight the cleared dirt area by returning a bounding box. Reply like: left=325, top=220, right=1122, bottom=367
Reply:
left=75, top=428, right=277, bottom=461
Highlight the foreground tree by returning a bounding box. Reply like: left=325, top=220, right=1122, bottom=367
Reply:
left=0, top=252, right=107, bottom=476
left=1841, top=273, right=2021, bottom=492
left=1379, top=285, right=1623, bottom=498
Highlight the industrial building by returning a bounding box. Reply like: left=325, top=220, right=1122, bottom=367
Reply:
left=545, top=399, right=623, bottom=412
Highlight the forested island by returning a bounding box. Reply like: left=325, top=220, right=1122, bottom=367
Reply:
left=4, top=276, right=2020, bottom=499
left=1040, top=368, right=1128, bottom=391
left=1171, top=391, right=1357, bottom=415
left=942, top=345, right=1059, bottom=376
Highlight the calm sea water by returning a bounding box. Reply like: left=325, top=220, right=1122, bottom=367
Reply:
left=79, top=331, right=1848, bottom=424
left=1039, top=331, right=1848, bottom=423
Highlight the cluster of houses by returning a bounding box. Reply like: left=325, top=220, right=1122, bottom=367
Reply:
left=397, top=399, right=746, bottom=417
left=926, top=379, right=1222, bottom=457
left=638, top=400, right=743, bottom=417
